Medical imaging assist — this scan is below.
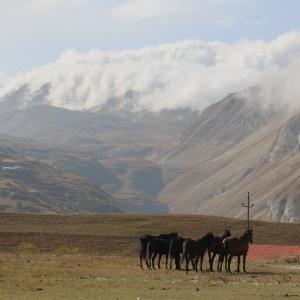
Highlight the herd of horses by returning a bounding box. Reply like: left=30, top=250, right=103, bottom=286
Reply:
left=139, top=228, right=253, bottom=273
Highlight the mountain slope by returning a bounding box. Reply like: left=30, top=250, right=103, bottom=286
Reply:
left=0, top=145, right=125, bottom=213
left=2, top=84, right=300, bottom=221
left=158, top=91, right=276, bottom=167
left=158, top=94, right=300, bottom=222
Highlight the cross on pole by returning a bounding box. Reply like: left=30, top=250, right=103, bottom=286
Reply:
left=242, top=192, right=254, bottom=229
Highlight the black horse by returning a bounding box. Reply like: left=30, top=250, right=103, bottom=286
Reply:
left=139, top=232, right=177, bottom=269
left=169, top=237, right=186, bottom=270
left=208, top=229, right=231, bottom=271
left=194, top=232, right=214, bottom=272
left=147, top=238, right=172, bottom=269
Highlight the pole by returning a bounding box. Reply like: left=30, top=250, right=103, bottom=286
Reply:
left=242, top=192, right=254, bottom=229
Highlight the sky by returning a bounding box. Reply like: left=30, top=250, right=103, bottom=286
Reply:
left=1, top=0, right=300, bottom=74
left=1, top=0, right=300, bottom=113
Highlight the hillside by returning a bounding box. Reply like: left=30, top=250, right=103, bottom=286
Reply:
left=158, top=92, right=300, bottom=222
left=0, top=86, right=198, bottom=213
left=0, top=214, right=299, bottom=255
left=0, top=141, right=125, bottom=213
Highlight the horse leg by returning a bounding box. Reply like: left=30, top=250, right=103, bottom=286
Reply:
left=152, top=252, right=157, bottom=270
left=186, top=256, right=190, bottom=273
left=228, top=255, right=233, bottom=273
left=158, top=254, right=162, bottom=269
left=200, top=255, right=204, bottom=272
left=243, top=255, right=247, bottom=273
left=165, top=254, right=169, bottom=269
left=225, top=254, right=228, bottom=272
left=217, top=252, right=223, bottom=272
left=169, top=255, right=173, bottom=269
left=139, top=251, right=144, bottom=269
left=217, top=257, right=221, bottom=272
left=146, top=251, right=151, bottom=270
left=175, top=254, right=180, bottom=270
left=237, top=256, right=240, bottom=273
left=210, top=253, right=216, bottom=272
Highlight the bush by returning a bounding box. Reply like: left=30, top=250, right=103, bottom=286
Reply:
left=17, top=242, right=36, bottom=252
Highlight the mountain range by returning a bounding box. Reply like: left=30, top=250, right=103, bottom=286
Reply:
left=0, top=84, right=300, bottom=222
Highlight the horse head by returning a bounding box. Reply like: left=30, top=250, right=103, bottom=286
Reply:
left=241, top=228, right=253, bottom=244
left=224, top=229, right=231, bottom=238
left=203, top=231, right=214, bottom=244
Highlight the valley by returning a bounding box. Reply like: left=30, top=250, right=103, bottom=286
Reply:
left=1, top=85, right=300, bottom=221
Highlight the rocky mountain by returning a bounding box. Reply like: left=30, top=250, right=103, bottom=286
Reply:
left=0, top=86, right=197, bottom=213
left=1, top=84, right=300, bottom=221
left=158, top=92, right=300, bottom=222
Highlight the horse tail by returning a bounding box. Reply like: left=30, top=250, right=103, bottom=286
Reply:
left=219, top=239, right=228, bottom=262
left=146, top=240, right=153, bottom=268
left=139, top=237, right=147, bottom=256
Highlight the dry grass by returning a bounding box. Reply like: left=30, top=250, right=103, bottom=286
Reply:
left=0, top=253, right=300, bottom=299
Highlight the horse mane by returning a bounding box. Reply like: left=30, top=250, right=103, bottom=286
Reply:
left=240, top=229, right=252, bottom=240
left=221, top=229, right=231, bottom=240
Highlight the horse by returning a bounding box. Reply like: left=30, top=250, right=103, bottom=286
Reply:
left=147, top=238, right=172, bottom=269
left=181, top=232, right=214, bottom=273
left=169, top=237, right=186, bottom=270
left=139, top=232, right=177, bottom=269
left=181, top=238, right=197, bottom=273
left=208, top=229, right=231, bottom=271
left=139, top=234, right=155, bottom=269
left=218, top=228, right=253, bottom=273
left=194, top=232, right=214, bottom=272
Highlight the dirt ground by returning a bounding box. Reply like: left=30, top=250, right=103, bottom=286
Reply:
left=0, top=253, right=300, bottom=299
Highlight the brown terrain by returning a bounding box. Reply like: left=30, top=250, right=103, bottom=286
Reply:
left=0, top=213, right=300, bottom=255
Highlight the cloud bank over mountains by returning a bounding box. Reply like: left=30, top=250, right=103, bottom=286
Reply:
left=1, top=31, right=300, bottom=113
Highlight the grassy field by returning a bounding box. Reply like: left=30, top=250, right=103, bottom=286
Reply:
left=0, top=213, right=299, bottom=299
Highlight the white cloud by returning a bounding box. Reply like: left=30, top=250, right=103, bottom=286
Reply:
left=1, top=31, right=300, bottom=112
left=112, top=0, right=253, bottom=22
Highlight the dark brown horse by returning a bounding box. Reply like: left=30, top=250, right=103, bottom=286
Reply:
left=218, top=228, right=253, bottom=273
left=181, top=232, right=214, bottom=273
left=147, top=238, right=172, bottom=269
left=139, top=232, right=177, bottom=269
left=139, top=234, right=155, bottom=269
left=181, top=238, right=197, bottom=273
left=208, top=229, right=231, bottom=271
left=169, top=237, right=186, bottom=270
left=194, top=232, right=214, bottom=272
